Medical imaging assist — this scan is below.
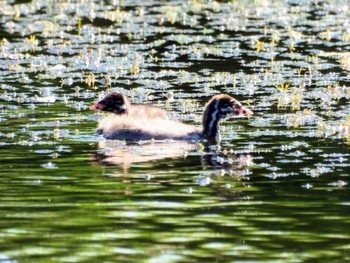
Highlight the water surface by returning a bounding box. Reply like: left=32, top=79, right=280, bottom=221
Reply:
left=0, top=0, right=350, bottom=262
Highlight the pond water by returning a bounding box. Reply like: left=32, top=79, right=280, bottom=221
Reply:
left=0, top=0, right=350, bottom=262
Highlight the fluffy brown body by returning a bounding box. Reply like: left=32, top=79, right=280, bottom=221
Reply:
left=91, top=94, right=253, bottom=141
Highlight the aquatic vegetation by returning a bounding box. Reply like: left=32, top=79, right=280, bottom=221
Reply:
left=284, top=110, right=317, bottom=128
left=317, top=114, right=350, bottom=143
left=339, top=53, right=350, bottom=71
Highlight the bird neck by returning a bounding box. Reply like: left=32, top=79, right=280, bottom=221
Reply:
left=202, top=100, right=221, bottom=139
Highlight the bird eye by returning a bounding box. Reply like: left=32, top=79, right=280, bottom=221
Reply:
left=242, top=109, right=247, bottom=114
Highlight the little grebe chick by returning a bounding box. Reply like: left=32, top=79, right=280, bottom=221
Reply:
left=90, top=92, right=168, bottom=119
left=91, top=94, right=253, bottom=141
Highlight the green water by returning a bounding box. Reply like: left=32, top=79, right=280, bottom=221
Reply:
left=0, top=0, right=350, bottom=262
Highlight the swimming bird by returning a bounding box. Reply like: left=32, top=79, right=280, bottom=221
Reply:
left=90, top=92, right=168, bottom=119
left=90, top=94, right=253, bottom=142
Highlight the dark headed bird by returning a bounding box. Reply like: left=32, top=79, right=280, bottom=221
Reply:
left=90, top=92, right=168, bottom=119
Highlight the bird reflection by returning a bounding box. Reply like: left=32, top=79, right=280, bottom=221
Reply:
left=92, top=140, right=194, bottom=170
left=200, top=141, right=253, bottom=170
left=91, top=139, right=254, bottom=201
left=91, top=139, right=253, bottom=177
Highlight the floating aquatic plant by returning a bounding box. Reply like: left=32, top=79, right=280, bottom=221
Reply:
left=275, top=82, right=290, bottom=92
left=284, top=110, right=317, bottom=128
left=85, top=72, right=96, bottom=88
left=317, top=114, right=350, bottom=144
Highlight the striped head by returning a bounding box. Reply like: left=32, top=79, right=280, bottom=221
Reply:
left=202, top=94, right=253, bottom=139
left=90, top=93, right=131, bottom=114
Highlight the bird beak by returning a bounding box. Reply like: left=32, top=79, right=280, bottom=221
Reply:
left=90, top=102, right=105, bottom=110
left=238, top=106, right=253, bottom=116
